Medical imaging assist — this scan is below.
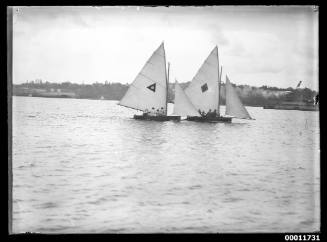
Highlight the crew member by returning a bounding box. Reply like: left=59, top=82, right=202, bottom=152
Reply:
left=314, top=94, right=319, bottom=105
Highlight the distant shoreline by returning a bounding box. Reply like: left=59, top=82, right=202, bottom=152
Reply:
left=12, top=94, right=118, bottom=101
left=12, top=81, right=318, bottom=107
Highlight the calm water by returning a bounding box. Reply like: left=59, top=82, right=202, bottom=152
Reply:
left=12, top=96, right=320, bottom=233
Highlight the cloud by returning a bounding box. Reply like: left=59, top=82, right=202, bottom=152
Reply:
left=11, top=6, right=319, bottom=90
left=13, top=6, right=90, bottom=31
left=225, top=41, right=245, bottom=57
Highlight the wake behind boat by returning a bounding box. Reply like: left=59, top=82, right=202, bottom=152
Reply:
left=173, top=46, right=253, bottom=122
left=118, top=42, right=181, bottom=121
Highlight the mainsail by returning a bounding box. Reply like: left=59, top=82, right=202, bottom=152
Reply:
left=173, top=81, right=200, bottom=117
left=184, top=46, right=219, bottom=113
left=225, top=76, right=252, bottom=119
left=118, top=43, right=167, bottom=114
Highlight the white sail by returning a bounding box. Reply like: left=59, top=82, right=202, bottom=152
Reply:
left=184, top=46, right=219, bottom=113
left=118, top=43, right=167, bottom=114
left=225, top=76, right=252, bottom=119
left=173, top=81, right=200, bottom=117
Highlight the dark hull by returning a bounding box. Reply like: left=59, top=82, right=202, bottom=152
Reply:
left=263, top=105, right=319, bottom=111
left=134, top=115, right=181, bottom=121
left=186, top=116, right=232, bottom=123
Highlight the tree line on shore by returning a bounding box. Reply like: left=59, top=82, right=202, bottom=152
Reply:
left=13, top=80, right=318, bottom=107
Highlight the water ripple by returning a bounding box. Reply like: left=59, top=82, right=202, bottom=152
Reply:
left=12, top=97, right=320, bottom=233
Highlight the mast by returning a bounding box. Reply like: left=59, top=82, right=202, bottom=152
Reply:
left=217, top=45, right=220, bottom=116
left=218, top=65, right=222, bottom=116
left=162, top=41, right=168, bottom=116
left=166, top=62, right=170, bottom=116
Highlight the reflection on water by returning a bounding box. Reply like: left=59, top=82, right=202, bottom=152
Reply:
left=12, top=96, right=320, bottom=233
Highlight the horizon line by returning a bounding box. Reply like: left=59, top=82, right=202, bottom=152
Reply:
left=12, top=80, right=318, bottom=91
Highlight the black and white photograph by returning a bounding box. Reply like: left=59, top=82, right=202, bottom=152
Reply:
left=9, top=5, right=320, bottom=234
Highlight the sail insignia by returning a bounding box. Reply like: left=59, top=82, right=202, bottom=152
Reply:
left=147, top=83, right=156, bottom=92
left=201, top=83, right=208, bottom=92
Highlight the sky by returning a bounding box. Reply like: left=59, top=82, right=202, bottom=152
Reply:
left=12, top=6, right=319, bottom=90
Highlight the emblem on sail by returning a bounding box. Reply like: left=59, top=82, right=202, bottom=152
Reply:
left=201, top=83, right=208, bottom=93
left=147, top=83, right=156, bottom=92
left=173, top=45, right=253, bottom=121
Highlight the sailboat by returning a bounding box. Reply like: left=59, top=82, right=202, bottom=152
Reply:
left=118, top=42, right=181, bottom=121
left=173, top=46, right=253, bottom=122
left=224, top=75, right=253, bottom=120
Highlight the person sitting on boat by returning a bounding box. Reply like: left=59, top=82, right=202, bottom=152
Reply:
left=147, top=107, right=156, bottom=116
left=201, top=111, right=206, bottom=117
left=156, top=107, right=165, bottom=116
left=209, top=109, right=217, bottom=118
left=314, top=94, right=319, bottom=105
left=143, top=109, right=149, bottom=117
left=206, top=109, right=212, bottom=118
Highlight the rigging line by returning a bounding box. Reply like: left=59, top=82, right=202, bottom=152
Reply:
left=164, top=54, right=168, bottom=116
left=117, top=102, right=145, bottom=112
